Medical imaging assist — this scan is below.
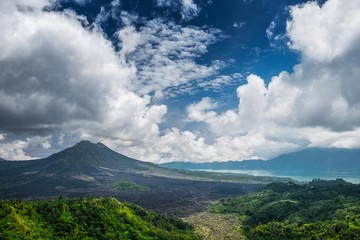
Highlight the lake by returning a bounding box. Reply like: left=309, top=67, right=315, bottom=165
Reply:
left=192, top=169, right=360, bottom=184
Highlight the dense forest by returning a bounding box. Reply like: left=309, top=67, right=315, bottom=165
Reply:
left=0, top=197, right=200, bottom=240
left=209, top=179, right=360, bottom=239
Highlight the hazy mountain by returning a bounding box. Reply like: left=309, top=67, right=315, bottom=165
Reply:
left=159, top=148, right=360, bottom=174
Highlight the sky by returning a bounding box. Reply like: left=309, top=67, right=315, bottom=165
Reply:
left=0, top=0, right=360, bottom=163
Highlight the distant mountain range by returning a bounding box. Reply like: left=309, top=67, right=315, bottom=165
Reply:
left=159, top=148, right=360, bottom=174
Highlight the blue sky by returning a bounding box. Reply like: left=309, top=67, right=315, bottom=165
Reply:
left=0, top=0, right=359, bottom=163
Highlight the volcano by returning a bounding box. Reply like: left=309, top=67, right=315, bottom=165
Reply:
left=0, top=141, right=265, bottom=216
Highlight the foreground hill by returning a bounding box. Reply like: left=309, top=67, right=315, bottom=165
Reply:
left=208, top=179, right=360, bottom=239
left=1, top=141, right=285, bottom=216
left=0, top=197, right=200, bottom=240
left=160, top=148, right=360, bottom=174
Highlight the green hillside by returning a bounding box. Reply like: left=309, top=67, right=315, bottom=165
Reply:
left=209, top=179, right=360, bottom=239
left=0, top=197, right=200, bottom=240
left=111, top=179, right=149, bottom=191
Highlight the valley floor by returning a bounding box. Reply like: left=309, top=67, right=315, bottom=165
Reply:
left=1, top=173, right=265, bottom=217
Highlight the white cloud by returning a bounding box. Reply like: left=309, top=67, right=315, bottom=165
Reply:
left=187, top=97, right=218, bottom=122
left=0, top=0, right=169, bottom=159
left=198, top=73, right=241, bottom=91
left=156, top=0, right=200, bottom=21
left=0, top=3, right=138, bottom=132
left=0, top=136, right=52, bottom=160
left=233, top=21, right=246, bottom=29
left=0, top=140, right=34, bottom=160
left=117, top=17, right=224, bottom=96
left=266, top=21, right=275, bottom=39
left=180, top=0, right=200, bottom=20
left=287, top=0, right=360, bottom=62
left=283, top=0, right=360, bottom=130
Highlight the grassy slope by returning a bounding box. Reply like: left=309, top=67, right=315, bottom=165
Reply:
left=111, top=179, right=149, bottom=191
left=0, top=197, right=200, bottom=240
left=208, top=179, right=360, bottom=239
left=183, top=212, right=245, bottom=240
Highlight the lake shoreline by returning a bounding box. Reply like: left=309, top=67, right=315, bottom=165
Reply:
left=189, top=169, right=360, bottom=184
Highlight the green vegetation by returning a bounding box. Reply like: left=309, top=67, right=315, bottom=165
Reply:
left=209, top=179, right=360, bottom=239
left=111, top=179, right=149, bottom=191
left=0, top=197, right=201, bottom=240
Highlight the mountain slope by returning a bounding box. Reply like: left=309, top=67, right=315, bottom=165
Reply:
left=160, top=148, right=360, bottom=174
left=0, top=141, right=170, bottom=198
left=0, top=141, right=158, bottom=180
left=42, top=141, right=153, bottom=174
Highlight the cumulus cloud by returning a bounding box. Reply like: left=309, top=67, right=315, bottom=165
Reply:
left=283, top=0, right=360, bottom=130
left=0, top=0, right=168, bottom=158
left=187, top=97, right=218, bottom=122
left=0, top=1, right=137, bottom=132
left=184, top=0, right=360, bottom=161
left=287, top=0, right=360, bottom=62
left=0, top=135, right=52, bottom=160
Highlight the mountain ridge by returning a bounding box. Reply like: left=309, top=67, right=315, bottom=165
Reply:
left=159, top=148, right=360, bottom=174
left=40, top=140, right=154, bottom=175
